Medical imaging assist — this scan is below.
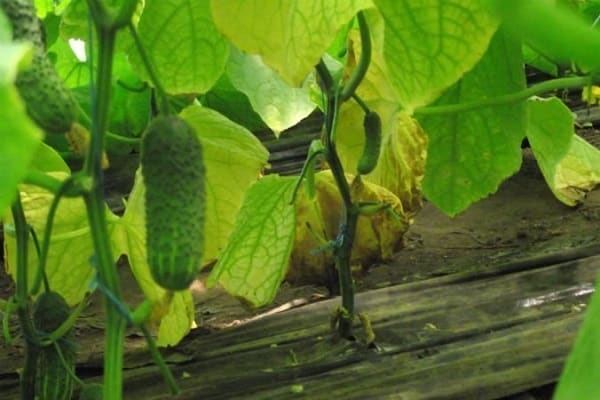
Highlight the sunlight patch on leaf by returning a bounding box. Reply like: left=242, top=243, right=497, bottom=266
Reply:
left=207, top=175, right=296, bottom=307
left=130, top=0, right=229, bottom=94
left=418, top=28, right=526, bottom=216
left=226, top=47, right=315, bottom=136
left=373, top=0, right=499, bottom=112
left=210, top=0, right=372, bottom=86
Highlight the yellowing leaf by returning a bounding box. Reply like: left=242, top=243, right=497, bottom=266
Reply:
left=582, top=85, right=600, bottom=105
left=207, top=175, right=296, bottom=307
left=210, top=0, right=373, bottom=86
left=551, top=136, right=600, bottom=206
left=288, top=171, right=410, bottom=285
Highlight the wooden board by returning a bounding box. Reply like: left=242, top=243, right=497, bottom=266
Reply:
left=1, top=247, right=591, bottom=399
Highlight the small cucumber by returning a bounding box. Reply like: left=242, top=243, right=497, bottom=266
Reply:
left=1, top=0, right=78, bottom=134
left=141, top=115, right=206, bottom=291
left=357, top=111, right=382, bottom=175
left=33, top=291, right=76, bottom=400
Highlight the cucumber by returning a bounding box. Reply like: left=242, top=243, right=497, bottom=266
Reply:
left=0, top=0, right=78, bottom=134
left=0, top=0, right=44, bottom=46
left=141, top=115, right=206, bottom=291
left=33, top=291, right=76, bottom=400
left=357, top=111, right=382, bottom=175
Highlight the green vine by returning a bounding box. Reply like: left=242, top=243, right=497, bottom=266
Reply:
left=415, top=75, right=596, bottom=116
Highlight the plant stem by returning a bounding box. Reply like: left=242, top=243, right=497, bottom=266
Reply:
left=84, top=26, right=126, bottom=400
left=414, top=75, right=595, bottom=116
left=340, top=11, right=372, bottom=102
left=11, top=195, right=37, bottom=400
left=316, top=61, right=356, bottom=338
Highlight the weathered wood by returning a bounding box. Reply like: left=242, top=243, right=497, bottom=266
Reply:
left=59, top=252, right=599, bottom=400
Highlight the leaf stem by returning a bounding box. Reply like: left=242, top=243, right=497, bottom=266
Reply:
left=414, top=75, right=595, bottom=116
left=128, top=22, right=171, bottom=115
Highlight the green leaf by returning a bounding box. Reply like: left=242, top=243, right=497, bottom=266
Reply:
left=522, top=45, right=559, bottom=76
left=207, top=175, right=296, bottom=307
left=35, top=0, right=72, bottom=17
left=116, top=174, right=194, bottom=347
left=199, top=73, right=266, bottom=132
left=30, top=142, right=71, bottom=173
left=226, top=47, right=315, bottom=136
left=418, top=28, right=526, bottom=216
left=130, top=0, right=229, bottom=94
left=210, top=0, right=372, bottom=86
left=48, top=36, right=89, bottom=88
left=4, top=172, right=118, bottom=305
left=373, top=0, right=499, bottom=112
left=179, top=105, right=269, bottom=264
left=0, top=41, right=43, bottom=216
left=554, top=282, right=600, bottom=399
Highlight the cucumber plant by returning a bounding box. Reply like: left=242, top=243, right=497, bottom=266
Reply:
left=1, top=1, right=600, bottom=399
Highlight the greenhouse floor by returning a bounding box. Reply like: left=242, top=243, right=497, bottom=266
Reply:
left=2, top=134, right=600, bottom=399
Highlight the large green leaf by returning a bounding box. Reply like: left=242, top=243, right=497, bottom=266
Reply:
left=116, top=173, right=195, bottom=347
left=418, top=28, right=526, bottom=216
left=373, top=0, right=499, bottom=112
left=4, top=172, right=119, bottom=306
left=0, top=40, right=43, bottom=216
left=210, top=0, right=372, bottom=86
left=207, top=175, right=296, bottom=307
left=130, top=0, right=229, bottom=94
left=554, top=282, right=600, bottom=399
left=179, top=105, right=269, bottom=264
left=226, top=47, right=315, bottom=136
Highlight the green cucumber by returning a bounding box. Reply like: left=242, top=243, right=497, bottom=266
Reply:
left=0, top=0, right=44, bottom=46
left=0, top=0, right=78, bottom=134
left=33, top=291, right=76, bottom=400
left=141, top=115, right=206, bottom=291
left=357, top=111, right=382, bottom=175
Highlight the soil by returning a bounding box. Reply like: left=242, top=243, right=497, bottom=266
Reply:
left=1, top=127, right=600, bottom=400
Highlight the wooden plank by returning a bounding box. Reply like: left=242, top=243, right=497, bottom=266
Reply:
left=1, top=251, right=598, bottom=399
left=113, top=254, right=600, bottom=399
